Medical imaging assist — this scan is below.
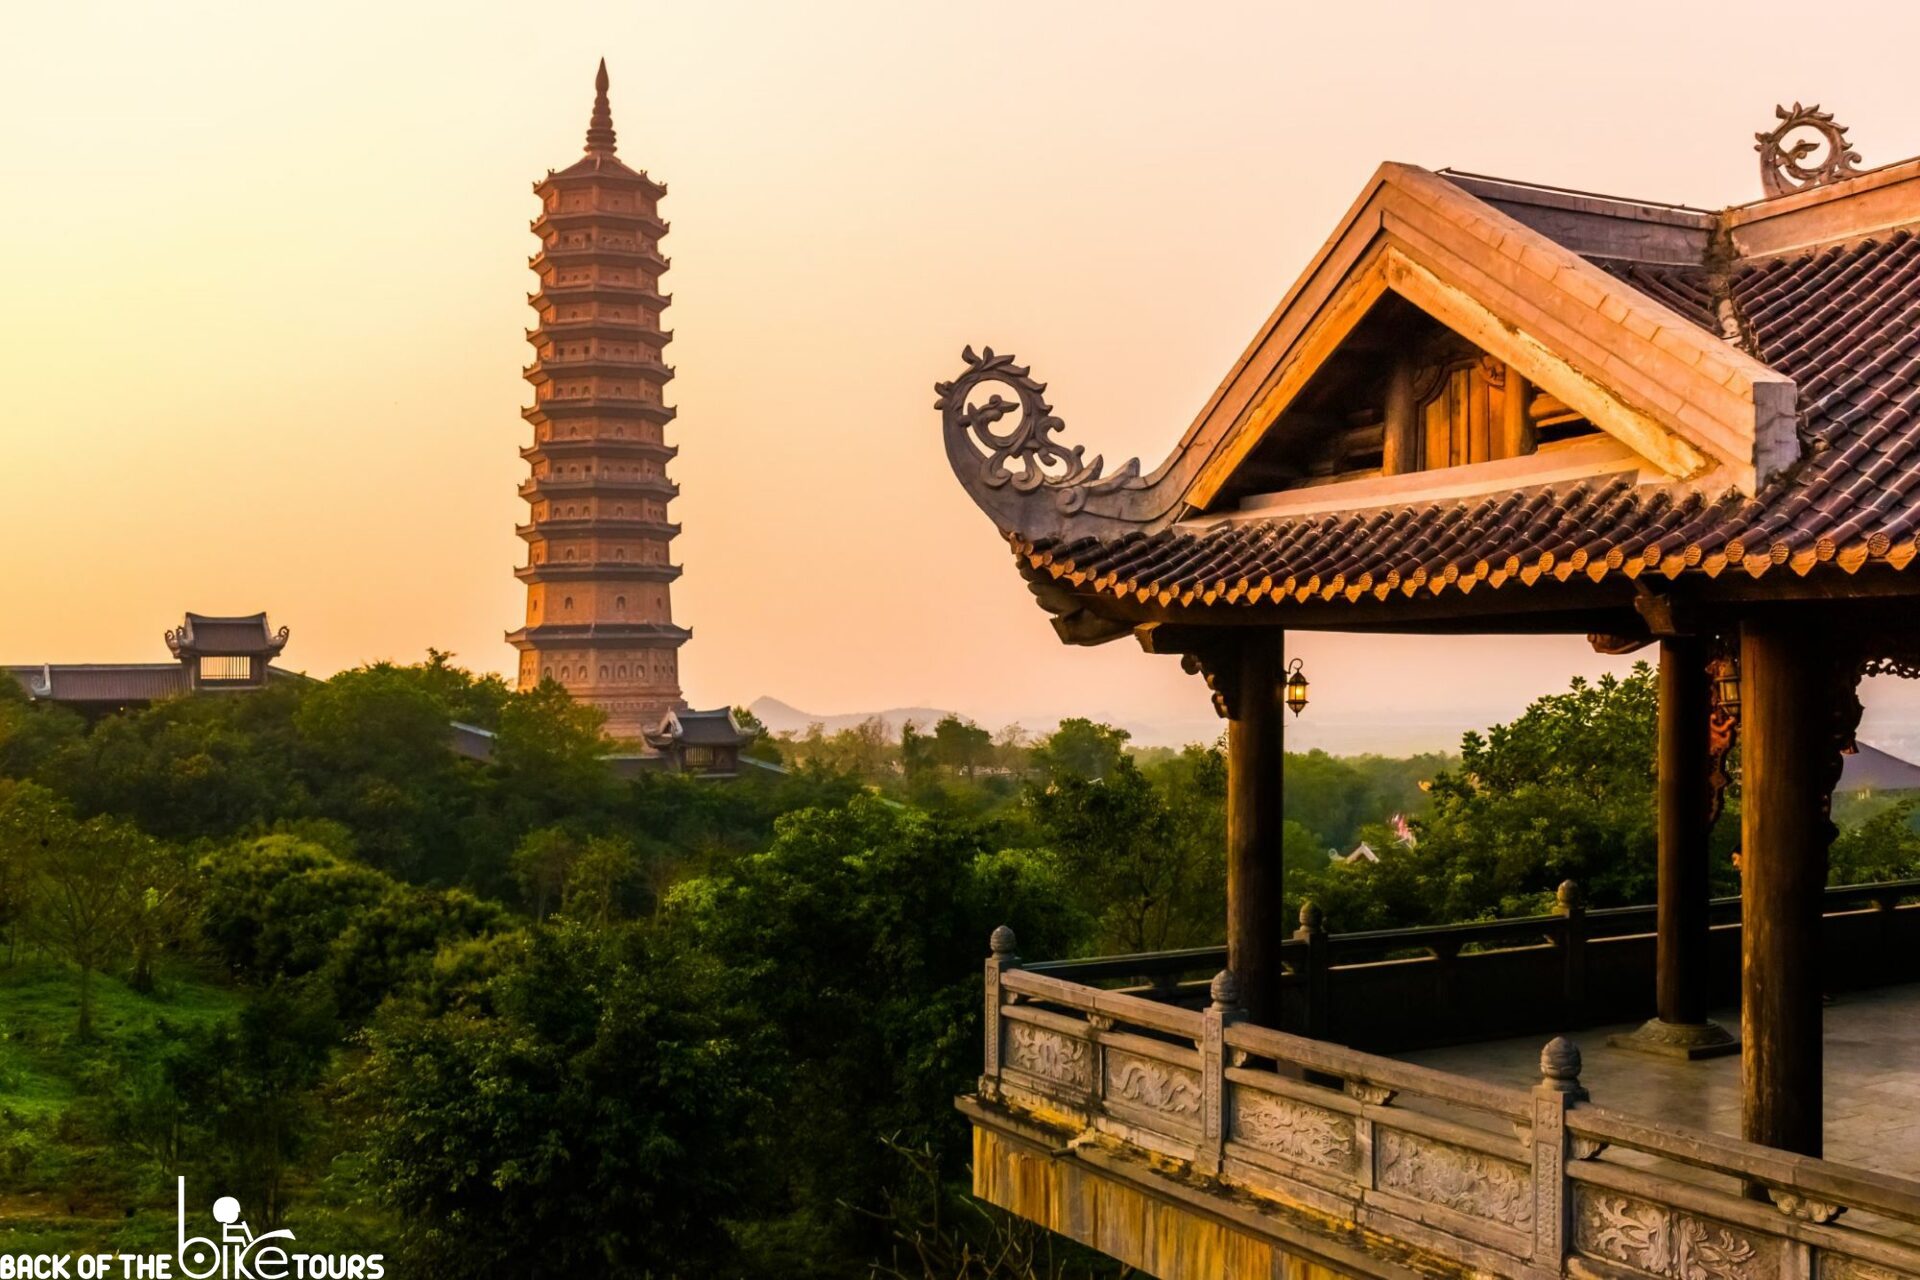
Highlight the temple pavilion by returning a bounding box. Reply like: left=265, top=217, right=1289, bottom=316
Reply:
left=7, top=611, right=299, bottom=716
left=943, top=106, right=1920, bottom=1280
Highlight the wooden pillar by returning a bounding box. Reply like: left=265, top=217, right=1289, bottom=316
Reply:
left=1659, top=637, right=1712, bottom=1025
left=1740, top=621, right=1834, bottom=1156
left=1499, top=366, right=1535, bottom=459
left=1226, top=634, right=1285, bottom=1026
left=1382, top=353, right=1418, bottom=476
left=1615, top=637, right=1737, bottom=1058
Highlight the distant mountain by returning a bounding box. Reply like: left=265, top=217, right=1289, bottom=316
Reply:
left=747, top=697, right=962, bottom=738
left=1841, top=741, right=1920, bottom=793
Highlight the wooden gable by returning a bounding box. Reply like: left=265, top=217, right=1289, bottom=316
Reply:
left=1175, top=165, right=1798, bottom=520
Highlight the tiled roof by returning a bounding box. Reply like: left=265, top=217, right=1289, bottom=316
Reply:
left=170, top=612, right=285, bottom=656
left=6, top=664, right=192, bottom=702
left=1014, top=231, right=1920, bottom=610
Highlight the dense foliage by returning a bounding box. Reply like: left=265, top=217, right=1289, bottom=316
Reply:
left=2, top=657, right=1916, bottom=1274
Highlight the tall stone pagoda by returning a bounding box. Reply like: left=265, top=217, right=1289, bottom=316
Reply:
left=508, top=60, right=689, bottom=738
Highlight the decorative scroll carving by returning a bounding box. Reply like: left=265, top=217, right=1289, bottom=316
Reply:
left=1376, top=1129, right=1533, bottom=1228
left=1818, top=1255, right=1914, bottom=1280
left=1104, top=1050, right=1202, bottom=1118
left=1231, top=1091, right=1356, bottom=1171
left=1004, top=1023, right=1091, bottom=1090
left=1344, top=1081, right=1396, bottom=1106
left=1756, top=104, right=1863, bottom=198
left=1677, top=1216, right=1768, bottom=1280
left=1769, top=1191, right=1844, bottom=1224
left=1577, top=1190, right=1671, bottom=1275
left=935, top=347, right=1145, bottom=517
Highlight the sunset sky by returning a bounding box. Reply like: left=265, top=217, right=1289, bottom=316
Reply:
left=8, top=1, right=1920, bottom=749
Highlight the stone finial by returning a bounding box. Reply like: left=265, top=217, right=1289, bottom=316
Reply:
left=1298, top=899, right=1325, bottom=932
left=989, top=925, right=1018, bottom=959
left=1555, top=880, right=1582, bottom=912
left=1209, top=968, right=1242, bottom=1012
left=1540, top=1036, right=1584, bottom=1091
left=585, top=58, right=618, bottom=155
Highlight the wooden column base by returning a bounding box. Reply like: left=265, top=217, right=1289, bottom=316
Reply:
left=1609, top=1016, right=1740, bottom=1061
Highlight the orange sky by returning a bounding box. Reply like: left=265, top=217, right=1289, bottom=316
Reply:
left=7, top=1, right=1920, bottom=749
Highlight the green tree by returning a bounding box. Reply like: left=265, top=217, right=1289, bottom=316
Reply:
left=196, top=836, right=393, bottom=982
left=671, top=796, right=1087, bottom=1271
left=509, top=825, right=581, bottom=921
left=356, top=920, right=756, bottom=1278
left=560, top=835, right=643, bottom=926
left=1030, top=718, right=1130, bottom=782
left=4, top=783, right=167, bottom=1037
left=930, top=715, right=993, bottom=777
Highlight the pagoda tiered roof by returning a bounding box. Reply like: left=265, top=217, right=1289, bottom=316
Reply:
left=940, top=115, right=1920, bottom=632
left=505, top=621, right=691, bottom=651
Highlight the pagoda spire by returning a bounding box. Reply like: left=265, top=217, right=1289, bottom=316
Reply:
left=585, top=58, right=617, bottom=155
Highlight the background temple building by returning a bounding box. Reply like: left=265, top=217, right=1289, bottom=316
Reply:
left=507, top=61, right=692, bottom=740
left=6, top=611, right=299, bottom=717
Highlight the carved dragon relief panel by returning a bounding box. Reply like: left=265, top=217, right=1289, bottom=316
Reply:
left=1003, top=1023, right=1092, bottom=1092
left=1230, top=1089, right=1358, bottom=1174
left=1375, top=1129, right=1533, bottom=1229
left=1572, top=1188, right=1782, bottom=1280
left=1102, top=1049, right=1203, bottom=1123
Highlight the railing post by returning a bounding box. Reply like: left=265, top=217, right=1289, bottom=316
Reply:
left=1556, top=880, right=1588, bottom=1026
left=1197, top=969, right=1240, bottom=1177
left=1293, top=900, right=1330, bottom=1040
left=983, top=925, right=1019, bottom=1099
left=1530, top=1036, right=1586, bottom=1276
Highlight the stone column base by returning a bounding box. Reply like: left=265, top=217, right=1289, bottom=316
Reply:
left=1608, top=1017, right=1740, bottom=1060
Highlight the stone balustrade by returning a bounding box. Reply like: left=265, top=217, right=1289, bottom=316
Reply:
left=971, top=925, right=1920, bottom=1280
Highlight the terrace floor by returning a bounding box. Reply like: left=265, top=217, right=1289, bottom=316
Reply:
left=1399, top=982, right=1920, bottom=1179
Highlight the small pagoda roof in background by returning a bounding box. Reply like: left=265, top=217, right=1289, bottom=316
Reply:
left=644, top=707, right=754, bottom=749
left=165, top=612, right=290, bottom=659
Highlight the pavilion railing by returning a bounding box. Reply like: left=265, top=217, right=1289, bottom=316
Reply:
left=980, top=930, right=1920, bottom=1280
left=1022, top=878, right=1920, bottom=1052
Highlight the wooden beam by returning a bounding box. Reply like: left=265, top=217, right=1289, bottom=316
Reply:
left=1740, top=621, right=1835, bottom=1156
left=1383, top=351, right=1418, bottom=475
left=1226, top=634, right=1286, bottom=1026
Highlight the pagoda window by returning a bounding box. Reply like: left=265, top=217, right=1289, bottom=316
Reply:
left=198, top=656, right=253, bottom=682
left=543, top=666, right=553, bottom=681
left=615, top=595, right=626, bottom=610
left=618, top=664, right=628, bottom=678
left=600, top=665, right=609, bottom=680
left=563, top=597, right=574, bottom=611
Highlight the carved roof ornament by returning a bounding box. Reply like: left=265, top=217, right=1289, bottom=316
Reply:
left=1756, top=103, right=1862, bottom=198
left=935, top=347, right=1145, bottom=531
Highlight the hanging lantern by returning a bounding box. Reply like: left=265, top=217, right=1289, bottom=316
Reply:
left=1283, top=658, right=1310, bottom=717
left=1710, top=656, right=1740, bottom=714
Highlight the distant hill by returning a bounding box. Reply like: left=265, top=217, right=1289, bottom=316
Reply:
left=1841, top=741, right=1920, bottom=793
left=748, top=697, right=962, bottom=738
